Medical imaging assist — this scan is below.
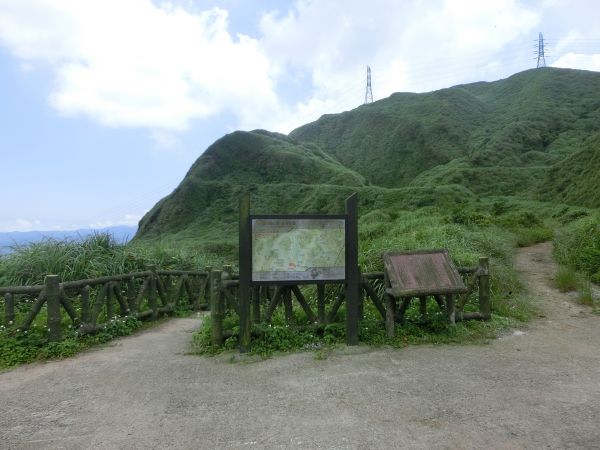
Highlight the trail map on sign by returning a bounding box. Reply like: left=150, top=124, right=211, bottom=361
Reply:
left=252, top=218, right=345, bottom=282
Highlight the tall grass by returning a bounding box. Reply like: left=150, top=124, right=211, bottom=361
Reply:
left=554, top=213, right=600, bottom=283
left=0, top=232, right=212, bottom=286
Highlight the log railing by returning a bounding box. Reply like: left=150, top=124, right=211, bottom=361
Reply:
left=1, top=258, right=491, bottom=347
left=207, top=257, right=491, bottom=347
left=0, top=266, right=211, bottom=341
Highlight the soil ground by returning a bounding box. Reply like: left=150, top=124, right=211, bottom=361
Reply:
left=1, top=242, right=599, bottom=449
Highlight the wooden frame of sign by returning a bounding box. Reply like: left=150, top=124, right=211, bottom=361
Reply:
left=238, top=193, right=359, bottom=351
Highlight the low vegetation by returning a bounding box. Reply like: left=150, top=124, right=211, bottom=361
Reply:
left=0, top=233, right=207, bottom=369
left=0, top=315, right=144, bottom=369
left=192, top=307, right=521, bottom=359
left=554, top=212, right=600, bottom=283
left=3, top=68, right=600, bottom=364
left=0, top=232, right=220, bottom=287
left=553, top=212, right=600, bottom=312
left=192, top=202, right=545, bottom=357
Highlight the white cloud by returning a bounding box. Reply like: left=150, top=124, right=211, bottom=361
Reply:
left=151, top=130, right=182, bottom=151
left=89, top=213, right=140, bottom=229
left=254, top=0, right=540, bottom=132
left=2, top=0, right=598, bottom=138
left=552, top=52, right=600, bottom=72
left=0, top=0, right=277, bottom=131
left=0, top=214, right=140, bottom=232
left=123, top=213, right=141, bottom=225
left=0, top=219, right=42, bottom=232
left=87, top=221, right=114, bottom=229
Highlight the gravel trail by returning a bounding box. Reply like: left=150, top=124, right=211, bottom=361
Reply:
left=1, top=242, right=599, bottom=449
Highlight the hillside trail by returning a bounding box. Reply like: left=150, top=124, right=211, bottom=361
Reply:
left=1, top=242, right=600, bottom=449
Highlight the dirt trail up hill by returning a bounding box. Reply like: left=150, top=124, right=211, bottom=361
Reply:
left=1, top=242, right=599, bottom=449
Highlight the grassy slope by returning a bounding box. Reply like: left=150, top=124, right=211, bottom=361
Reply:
left=137, top=130, right=366, bottom=239
left=7, top=69, right=600, bottom=361
left=134, top=68, right=600, bottom=253
left=291, top=68, right=600, bottom=201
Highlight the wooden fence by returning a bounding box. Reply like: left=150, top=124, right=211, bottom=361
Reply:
left=0, top=258, right=490, bottom=347
left=0, top=266, right=212, bottom=341
left=208, top=257, right=491, bottom=347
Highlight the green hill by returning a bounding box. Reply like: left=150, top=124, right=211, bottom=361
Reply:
left=136, top=130, right=367, bottom=244
left=291, top=68, right=600, bottom=195
left=135, top=68, right=600, bottom=254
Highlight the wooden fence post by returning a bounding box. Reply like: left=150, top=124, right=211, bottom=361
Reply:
left=80, top=285, right=91, bottom=326
left=45, top=275, right=61, bottom=342
left=222, top=265, right=233, bottom=310
left=127, top=277, right=136, bottom=313
left=106, top=282, right=114, bottom=320
left=148, top=265, right=158, bottom=320
left=4, top=292, right=14, bottom=327
left=478, top=257, right=491, bottom=320
left=317, top=284, right=326, bottom=324
left=203, top=266, right=212, bottom=309
left=210, top=270, right=223, bottom=346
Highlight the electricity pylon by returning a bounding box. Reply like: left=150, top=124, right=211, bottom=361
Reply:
left=537, top=32, right=547, bottom=68
left=364, top=66, right=373, bottom=104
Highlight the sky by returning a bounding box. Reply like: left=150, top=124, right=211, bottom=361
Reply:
left=1, top=0, right=600, bottom=232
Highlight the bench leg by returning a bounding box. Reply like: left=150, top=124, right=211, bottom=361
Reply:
left=385, top=293, right=395, bottom=338
left=419, top=296, right=427, bottom=321
left=446, top=294, right=456, bottom=325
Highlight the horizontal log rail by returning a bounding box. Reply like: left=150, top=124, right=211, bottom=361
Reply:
left=0, top=267, right=212, bottom=341
left=0, top=285, right=44, bottom=295
left=1, top=260, right=490, bottom=347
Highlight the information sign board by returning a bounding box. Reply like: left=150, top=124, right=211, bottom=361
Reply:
left=251, top=216, right=346, bottom=283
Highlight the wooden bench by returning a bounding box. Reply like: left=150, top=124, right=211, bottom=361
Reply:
left=383, top=249, right=468, bottom=337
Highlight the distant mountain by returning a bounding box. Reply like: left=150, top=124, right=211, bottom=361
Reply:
left=134, top=68, right=600, bottom=248
left=0, top=226, right=137, bottom=254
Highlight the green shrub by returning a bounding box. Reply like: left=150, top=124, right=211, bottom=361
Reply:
left=554, top=213, right=600, bottom=276
left=554, top=267, right=579, bottom=292
left=447, top=208, right=492, bottom=227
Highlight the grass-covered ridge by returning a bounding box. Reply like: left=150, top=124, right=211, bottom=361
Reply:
left=135, top=68, right=600, bottom=252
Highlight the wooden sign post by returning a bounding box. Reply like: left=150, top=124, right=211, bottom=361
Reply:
left=239, top=194, right=252, bottom=352
left=238, top=193, right=360, bottom=351
left=345, top=193, right=359, bottom=345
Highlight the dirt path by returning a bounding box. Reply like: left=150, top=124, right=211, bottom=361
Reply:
left=1, top=242, right=599, bottom=449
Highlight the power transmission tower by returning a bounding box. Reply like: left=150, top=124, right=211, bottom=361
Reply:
left=364, top=66, right=373, bottom=104
left=536, top=32, right=547, bottom=68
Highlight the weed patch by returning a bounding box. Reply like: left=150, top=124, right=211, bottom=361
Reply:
left=555, top=267, right=580, bottom=292
left=0, top=315, right=143, bottom=370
